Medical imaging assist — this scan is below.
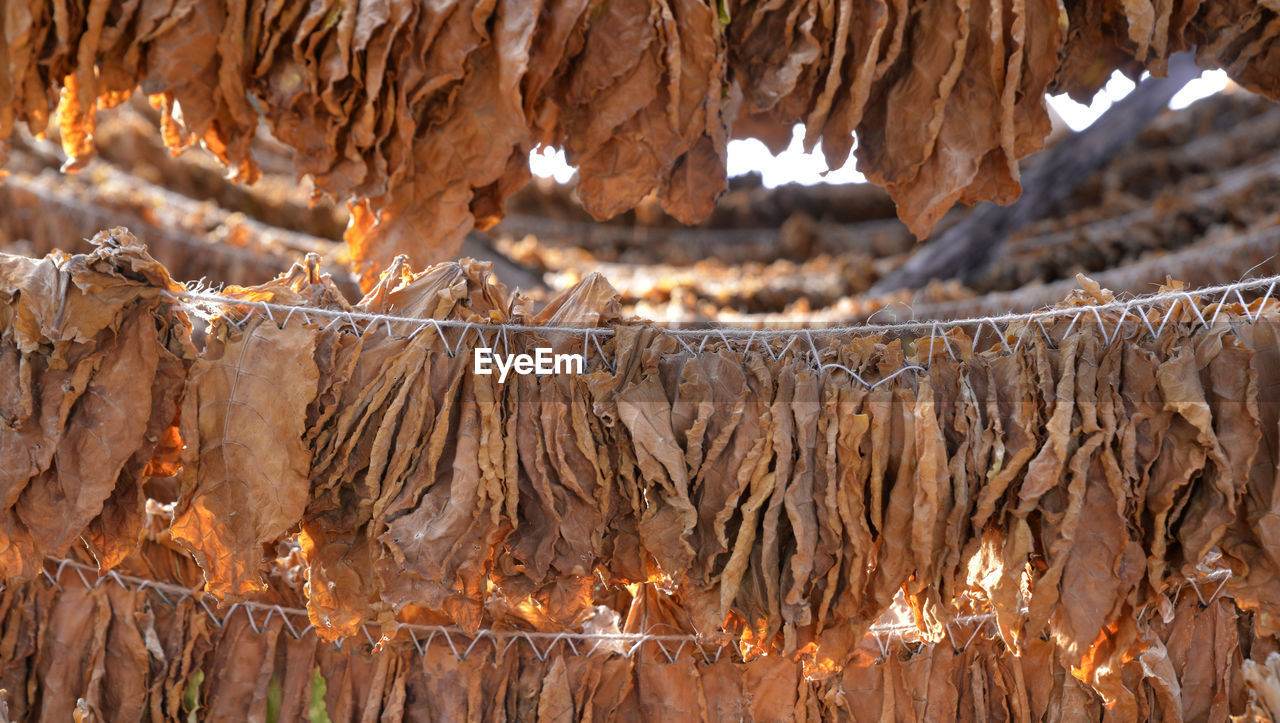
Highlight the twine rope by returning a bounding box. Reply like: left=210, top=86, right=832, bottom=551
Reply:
left=173, top=272, right=1280, bottom=341
left=36, top=557, right=1232, bottom=665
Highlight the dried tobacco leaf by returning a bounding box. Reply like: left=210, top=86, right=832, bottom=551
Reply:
left=170, top=311, right=319, bottom=599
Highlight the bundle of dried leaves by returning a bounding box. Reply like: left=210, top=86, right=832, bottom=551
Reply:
left=0, top=228, right=191, bottom=580
left=5, top=236, right=1280, bottom=713
left=0, top=562, right=1263, bottom=720
left=3, top=1, right=1280, bottom=284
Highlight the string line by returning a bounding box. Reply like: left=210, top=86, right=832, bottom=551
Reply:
left=172, top=272, right=1280, bottom=341
left=34, top=557, right=1233, bottom=664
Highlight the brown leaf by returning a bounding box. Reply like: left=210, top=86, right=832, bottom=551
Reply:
left=170, top=314, right=319, bottom=599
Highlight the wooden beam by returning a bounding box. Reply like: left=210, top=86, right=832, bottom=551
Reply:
left=461, top=232, right=549, bottom=293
